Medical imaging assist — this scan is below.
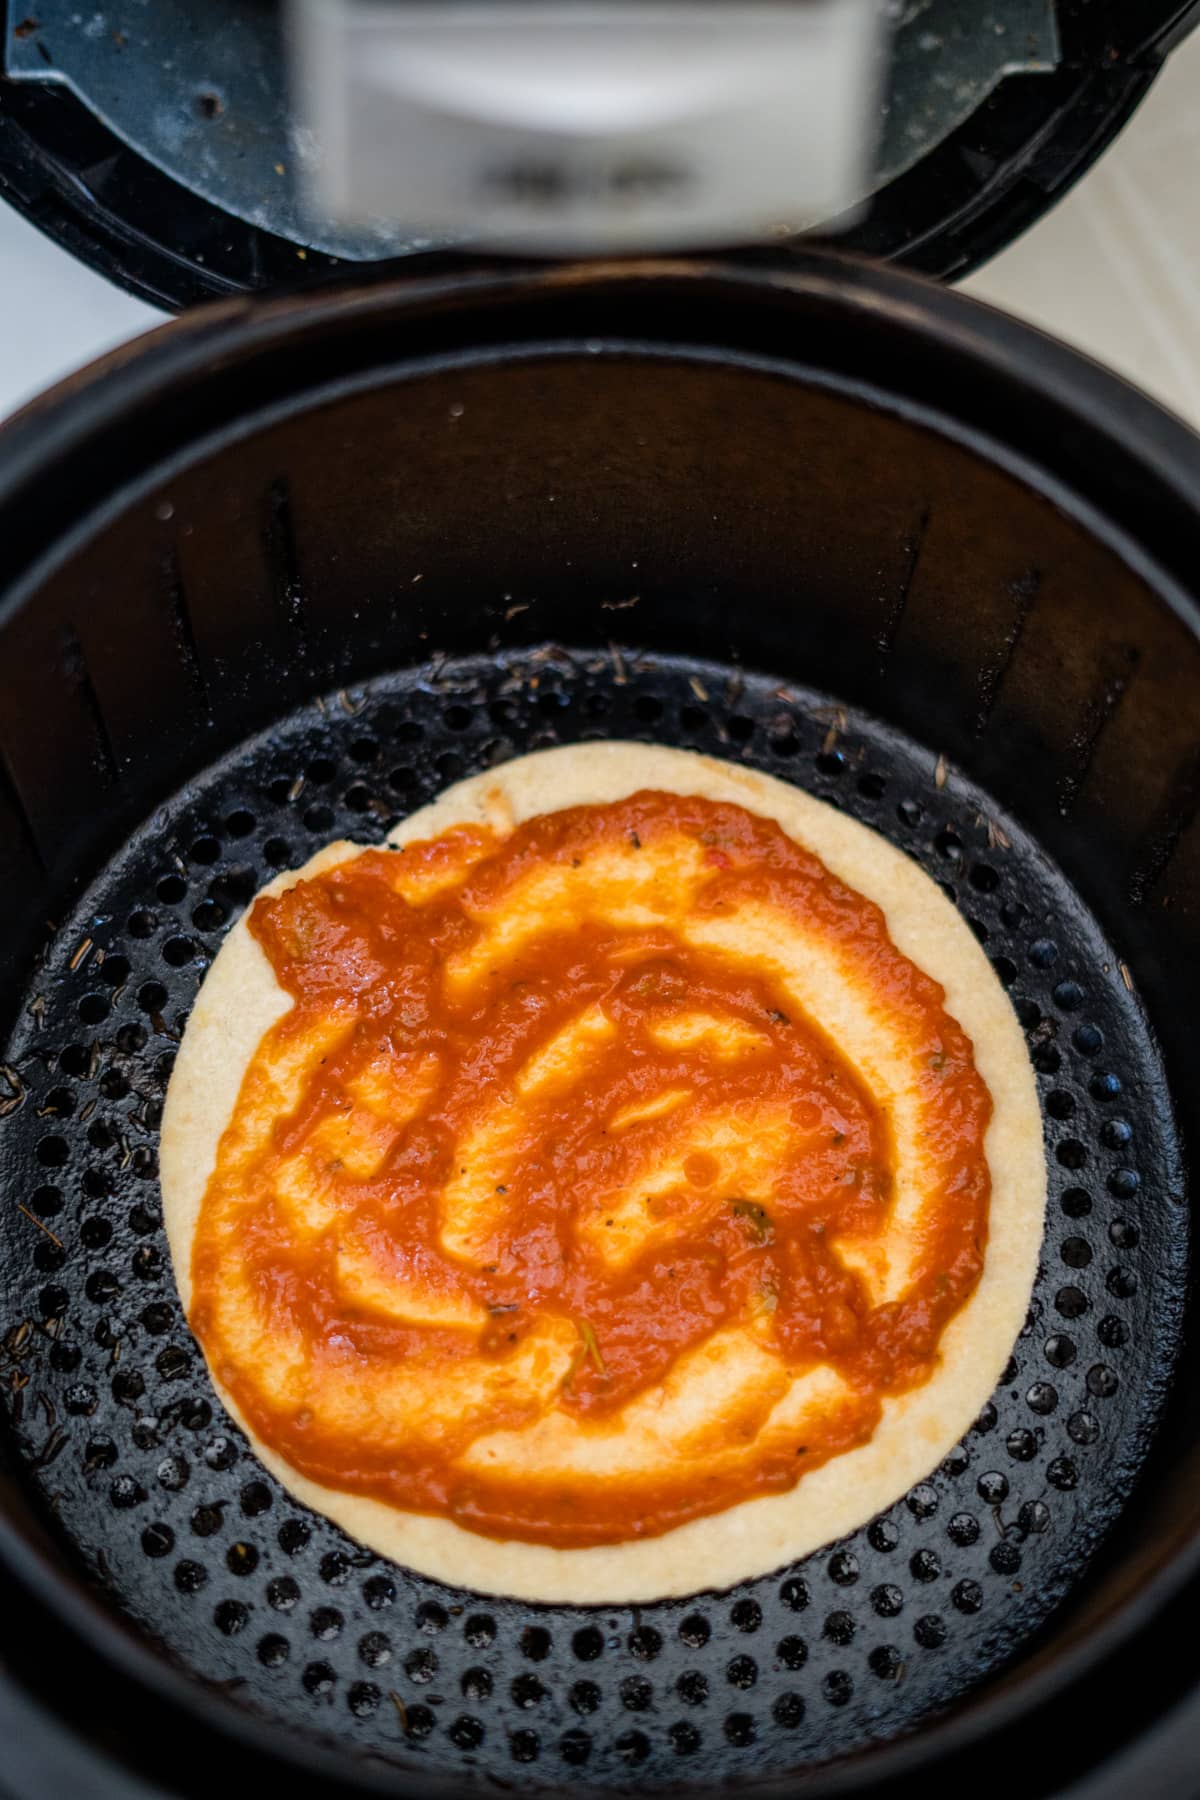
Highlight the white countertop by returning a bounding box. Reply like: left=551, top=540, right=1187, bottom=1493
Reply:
left=962, top=23, right=1200, bottom=434
left=0, top=25, right=1197, bottom=430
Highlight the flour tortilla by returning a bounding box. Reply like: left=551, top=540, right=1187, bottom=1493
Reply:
left=161, top=742, right=1045, bottom=1603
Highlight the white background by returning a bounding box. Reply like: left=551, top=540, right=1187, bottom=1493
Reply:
left=0, top=27, right=1197, bottom=427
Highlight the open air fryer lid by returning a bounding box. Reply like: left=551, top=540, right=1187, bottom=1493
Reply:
left=0, top=0, right=1197, bottom=311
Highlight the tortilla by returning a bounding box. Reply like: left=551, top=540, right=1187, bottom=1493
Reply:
left=161, top=742, right=1044, bottom=1603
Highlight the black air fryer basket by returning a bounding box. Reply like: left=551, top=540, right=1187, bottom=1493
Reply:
left=0, top=259, right=1199, bottom=1798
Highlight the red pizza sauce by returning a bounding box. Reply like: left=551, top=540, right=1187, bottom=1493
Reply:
left=188, top=791, right=991, bottom=1546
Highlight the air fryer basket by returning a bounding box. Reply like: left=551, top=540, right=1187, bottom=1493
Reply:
left=0, top=260, right=1198, bottom=1799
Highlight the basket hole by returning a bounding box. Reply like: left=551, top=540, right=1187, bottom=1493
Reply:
left=560, top=1729, right=591, bottom=1765
left=823, top=1671, right=853, bottom=1707
left=509, top=1728, right=539, bottom=1762
left=827, top=1552, right=858, bottom=1587
left=616, top=1729, right=649, bottom=1764
left=521, top=1625, right=552, bottom=1661
left=31, top=1185, right=63, bottom=1218
left=174, top=1561, right=207, bottom=1595
left=362, top=1574, right=394, bottom=1610
left=620, top=1675, right=653, bottom=1710
left=348, top=1682, right=380, bottom=1718
left=510, top=1663, right=543, bottom=1706
left=569, top=1680, right=601, bottom=1715
left=358, top=1632, right=391, bottom=1667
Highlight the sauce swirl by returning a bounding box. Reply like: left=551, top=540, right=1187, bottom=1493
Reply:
left=190, top=792, right=990, bottom=1546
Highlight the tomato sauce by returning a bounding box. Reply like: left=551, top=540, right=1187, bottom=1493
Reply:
left=189, top=792, right=991, bottom=1546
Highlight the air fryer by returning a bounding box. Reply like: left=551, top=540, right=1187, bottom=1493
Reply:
left=0, top=258, right=1197, bottom=1799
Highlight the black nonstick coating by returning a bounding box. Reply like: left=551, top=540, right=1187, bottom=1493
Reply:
left=0, top=261, right=1197, bottom=1798
left=0, top=648, right=1186, bottom=1789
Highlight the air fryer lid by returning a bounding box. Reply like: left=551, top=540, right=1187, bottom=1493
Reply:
left=0, top=259, right=1198, bottom=1800
left=0, top=0, right=1197, bottom=307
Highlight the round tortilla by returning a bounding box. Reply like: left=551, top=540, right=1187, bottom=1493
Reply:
left=161, top=743, right=1045, bottom=1603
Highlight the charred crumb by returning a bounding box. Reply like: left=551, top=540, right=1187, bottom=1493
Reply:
left=0, top=1063, right=26, bottom=1117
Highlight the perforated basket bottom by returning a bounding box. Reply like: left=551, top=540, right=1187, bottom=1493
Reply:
left=0, top=646, right=1186, bottom=1791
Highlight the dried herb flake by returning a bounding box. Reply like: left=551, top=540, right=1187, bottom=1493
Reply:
left=730, top=1199, right=774, bottom=1244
